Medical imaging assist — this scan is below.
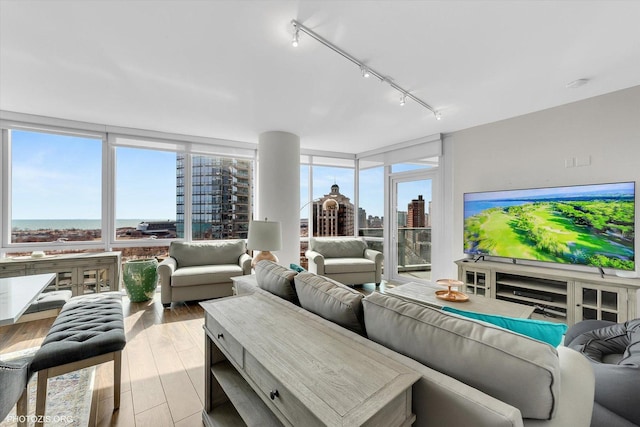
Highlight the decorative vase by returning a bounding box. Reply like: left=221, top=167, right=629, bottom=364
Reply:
left=123, top=258, right=158, bottom=302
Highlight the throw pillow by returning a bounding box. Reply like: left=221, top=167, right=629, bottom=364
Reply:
left=289, top=263, right=306, bottom=273
left=294, top=273, right=366, bottom=335
left=441, top=306, right=567, bottom=347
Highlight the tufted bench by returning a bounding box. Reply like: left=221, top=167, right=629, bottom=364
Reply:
left=30, top=292, right=126, bottom=426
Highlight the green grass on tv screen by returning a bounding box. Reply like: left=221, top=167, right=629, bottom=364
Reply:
left=464, top=200, right=635, bottom=270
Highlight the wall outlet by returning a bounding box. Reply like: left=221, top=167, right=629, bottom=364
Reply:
left=575, top=155, right=591, bottom=167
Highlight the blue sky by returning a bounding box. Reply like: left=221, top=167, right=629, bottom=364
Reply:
left=11, top=130, right=431, bottom=220
left=11, top=131, right=176, bottom=219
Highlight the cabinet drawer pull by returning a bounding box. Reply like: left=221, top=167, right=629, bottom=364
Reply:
left=217, top=333, right=224, bottom=339
left=269, top=389, right=279, bottom=400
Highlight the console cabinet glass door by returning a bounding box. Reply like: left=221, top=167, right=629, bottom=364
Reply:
left=575, top=282, right=628, bottom=323
left=460, top=266, right=491, bottom=297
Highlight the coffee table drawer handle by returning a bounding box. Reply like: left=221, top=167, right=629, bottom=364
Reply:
left=217, top=333, right=224, bottom=339
left=270, top=389, right=279, bottom=400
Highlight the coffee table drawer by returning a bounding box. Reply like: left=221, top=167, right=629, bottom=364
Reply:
left=245, top=352, right=323, bottom=427
left=205, top=313, right=243, bottom=367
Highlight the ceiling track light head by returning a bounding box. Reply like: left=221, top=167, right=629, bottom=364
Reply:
left=360, top=66, right=370, bottom=78
left=434, top=111, right=442, bottom=120
left=291, top=25, right=300, bottom=47
left=400, top=94, right=406, bottom=106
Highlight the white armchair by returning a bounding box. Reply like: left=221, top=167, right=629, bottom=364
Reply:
left=305, top=237, right=383, bottom=286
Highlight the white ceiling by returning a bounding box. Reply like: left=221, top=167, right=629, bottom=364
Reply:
left=1, top=1, right=640, bottom=155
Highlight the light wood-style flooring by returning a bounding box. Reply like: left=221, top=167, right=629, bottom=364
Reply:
left=0, top=282, right=388, bottom=426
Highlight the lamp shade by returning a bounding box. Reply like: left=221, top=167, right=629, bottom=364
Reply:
left=247, top=220, right=282, bottom=251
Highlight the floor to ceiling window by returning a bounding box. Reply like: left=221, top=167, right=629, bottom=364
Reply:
left=391, top=172, right=435, bottom=282
left=358, top=164, right=384, bottom=253
left=115, top=146, right=178, bottom=240
left=1, top=119, right=255, bottom=259
left=9, top=129, right=103, bottom=245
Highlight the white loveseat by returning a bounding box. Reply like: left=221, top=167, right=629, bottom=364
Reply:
left=305, top=237, right=383, bottom=285
left=157, top=240, right=251, bottom=306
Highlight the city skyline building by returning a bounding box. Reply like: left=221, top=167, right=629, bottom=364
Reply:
left=176, top=155, right=253, bottom=239
left=313, top=184, right=354, bottom=236
left=407, top=195, right=426, bottom=228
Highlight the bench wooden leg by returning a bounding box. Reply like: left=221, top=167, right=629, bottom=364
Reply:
left=114, top=351, right=122, bottom=410
left=16, top=386, right=28, bottom=427
left=35, top=369, right=49, bottom=427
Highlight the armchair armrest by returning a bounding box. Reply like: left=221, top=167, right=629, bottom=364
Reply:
left=305, top=250, right=325, bottom=275
left=158, top=257, right=177, bottom=305
left=364, top=249, right=383, bottom=284
left=239, top=253, right=252, bottom=275
left=364, top=248, right=383, bottom=263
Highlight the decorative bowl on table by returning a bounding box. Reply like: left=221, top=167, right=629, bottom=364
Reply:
left=435, top=279, right=469, bottom=302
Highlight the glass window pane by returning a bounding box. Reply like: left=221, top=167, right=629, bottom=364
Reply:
left=311, top=166, right=354, bottom=237
left=190, top=155, right=253, bottom=240
left=116, top=147, right=179, bottom=240
left=358, top=166, right=383, bottom=252
left=300, top=165, right=310, bottom=267
left=395, top=179, right=432, bottom=281
left=11, top=130, right=102, bottom=243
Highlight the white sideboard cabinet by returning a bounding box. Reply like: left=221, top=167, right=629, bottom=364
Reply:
left=0, top=252, right=121, bottom=296
left=456, top=259, right=639, bottom=326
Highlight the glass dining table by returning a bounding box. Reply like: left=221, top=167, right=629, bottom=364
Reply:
left=0, top=273, right=56, bottom=326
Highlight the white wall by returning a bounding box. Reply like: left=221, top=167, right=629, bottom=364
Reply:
left=441, top=85, right=640, bottom=278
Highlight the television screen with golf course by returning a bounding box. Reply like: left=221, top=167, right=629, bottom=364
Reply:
left=464, top=182, right=635, bottom=271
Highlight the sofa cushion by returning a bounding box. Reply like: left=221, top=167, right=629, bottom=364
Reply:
left=294, top=273, right=365, bottom=335
left=310, top=238, right=366, bottom=258
left=172, top=264, right=244, bottom=287
left=442, top=306, right=568, bottom=347
left=169, top=240, right=246, bottom=268
left=362, top=292, right=560, bottom=420
left=255, top=260, right=298, bottom=303
left=324, top=258, right=376, bottom=274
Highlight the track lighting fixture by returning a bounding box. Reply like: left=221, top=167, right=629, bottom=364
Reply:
left=291, top=25, right=299, bottom=47
left=291, top=30, right=300, bottom=47
left=290, top=19, right=440, bottom=120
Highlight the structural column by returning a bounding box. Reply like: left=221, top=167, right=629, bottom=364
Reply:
left=257, top=131, right=300, bottom=266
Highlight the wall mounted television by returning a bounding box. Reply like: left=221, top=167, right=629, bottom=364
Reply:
left=464, top=182, right=635, bottom=271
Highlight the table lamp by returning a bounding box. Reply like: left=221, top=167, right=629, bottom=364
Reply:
left=247, top=218, right=282, bottom=268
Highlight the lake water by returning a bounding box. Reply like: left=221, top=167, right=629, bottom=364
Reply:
left=12, top=219, right=174, bottom=230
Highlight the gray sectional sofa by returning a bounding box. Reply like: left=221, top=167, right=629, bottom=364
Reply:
left=158, top=240, right=251, bottom=307
left=234, top=260, right=595, bottom=427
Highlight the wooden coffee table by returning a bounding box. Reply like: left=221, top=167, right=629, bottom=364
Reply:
left=385, top=281, right=535, bottom=318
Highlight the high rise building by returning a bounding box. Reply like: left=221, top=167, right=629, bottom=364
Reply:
left=176, top=154, right=252, bottom=239
left=358, top=207, right=367, bottom=228
left=313, top=184, right=354, bottom=236
left=408, top=195, right=426, bottom=228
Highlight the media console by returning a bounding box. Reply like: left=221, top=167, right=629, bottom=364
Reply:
left=455, top=259, right=640, bottom=326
